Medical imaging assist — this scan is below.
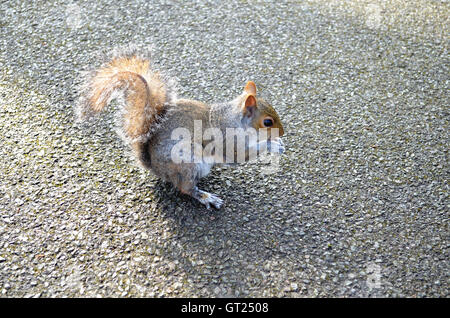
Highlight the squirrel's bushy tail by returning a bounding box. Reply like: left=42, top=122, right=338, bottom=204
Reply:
left=77, top=45, right=176, bottom=141
left=76, top=45, right=177, bottom=167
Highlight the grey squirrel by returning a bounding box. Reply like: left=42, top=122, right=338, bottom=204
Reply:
left=77, top=45, right=285, bottom=209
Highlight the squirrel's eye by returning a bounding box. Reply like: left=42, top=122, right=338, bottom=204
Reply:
left=263, top=118, right=274, bottom=127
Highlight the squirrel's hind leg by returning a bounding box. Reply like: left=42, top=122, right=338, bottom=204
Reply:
left=166, top=164, right=223, bottom=210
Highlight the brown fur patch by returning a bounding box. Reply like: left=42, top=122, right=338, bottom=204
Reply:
left=83, top=55, right=169, bottom=140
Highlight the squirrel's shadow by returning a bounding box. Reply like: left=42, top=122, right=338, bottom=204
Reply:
left=144, top=172, right=292, bottom=297
left=150, top=178, right=220, bottom=222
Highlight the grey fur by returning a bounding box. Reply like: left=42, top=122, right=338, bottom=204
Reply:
left=76, top=45, right=283, bottom=209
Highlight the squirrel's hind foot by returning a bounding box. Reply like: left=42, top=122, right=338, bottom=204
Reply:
left=192, top=188, right=223, bottom=210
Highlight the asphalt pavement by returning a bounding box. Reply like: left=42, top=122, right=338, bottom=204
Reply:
left=0, top=0, right=448, bottom=297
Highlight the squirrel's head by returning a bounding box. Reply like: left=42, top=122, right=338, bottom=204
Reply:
left=240, top=81, right=284, bottom=138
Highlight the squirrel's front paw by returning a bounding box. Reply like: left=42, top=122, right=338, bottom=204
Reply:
left=267, top=138, right=285, bottom=155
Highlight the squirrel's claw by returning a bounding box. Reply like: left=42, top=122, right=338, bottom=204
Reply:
left=207, top=193, right=224, bottom=209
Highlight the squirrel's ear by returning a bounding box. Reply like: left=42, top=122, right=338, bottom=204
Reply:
left=243, top=94, right=257, bottom=118
left=244, top=81, right=257, bottom=95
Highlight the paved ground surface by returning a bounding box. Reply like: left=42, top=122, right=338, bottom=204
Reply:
left=0, top=0, right=448, bottom=297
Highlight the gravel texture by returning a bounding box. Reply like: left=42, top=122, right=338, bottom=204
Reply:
left=0, top=0, right=448, bottom=297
